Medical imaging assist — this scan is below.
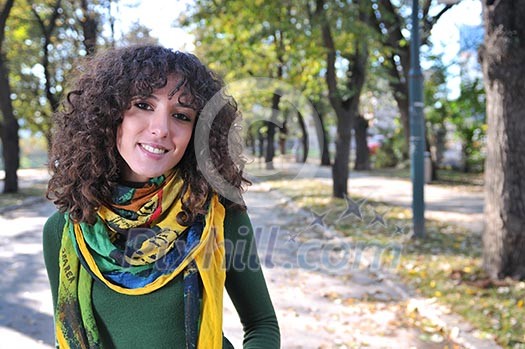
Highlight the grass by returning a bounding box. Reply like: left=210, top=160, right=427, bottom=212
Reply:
left=256, top=172, right=524, bottom=348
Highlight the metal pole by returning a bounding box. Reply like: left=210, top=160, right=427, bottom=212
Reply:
left=409, top=0, right=425, bottom=238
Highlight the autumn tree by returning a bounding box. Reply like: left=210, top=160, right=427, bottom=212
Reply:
left=181, top=0, right=329, bottom=169
left=31, top=0, right=108, bottom=119
left=77, top=0, right=98, bottom=54
left=182, top=1, right=283, bottom=169
left=480, top=0, right=525, bottom=280
left=2, top=0, right=132, bottom=187
left=423, top=54, right=450, bottom=179
left=311, top=0, right=371, bottom=197
left=13, top=0, right=94, bottom=146
left=10, top=0, right=118, bottom=148
left=370, top=0, right=455, bottom=159
left=449, top=79, right=486, bottom=173
left=31, top=0, right=63, bottom=114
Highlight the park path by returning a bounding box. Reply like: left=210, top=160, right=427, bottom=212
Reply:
left=224, top=184, right=446, bottom=348
left=224, top=179, right=498, bottom=349
left=0, top=198, right=56, bottom=348
left=0, top=169, right=498, bottom=348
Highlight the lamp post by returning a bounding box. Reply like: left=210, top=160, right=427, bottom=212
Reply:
left=409, top=0, right=425, bottom=238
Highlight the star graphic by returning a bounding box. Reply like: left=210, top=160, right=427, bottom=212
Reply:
left=338, top=195, right=367, bottom=222
left=368, top=209, right=387, bottom=227
left=392, top=224, right=406, bottom=236
left=309, top=210, right=329, bottom=227
left=286, top=231, right=301, bottom=244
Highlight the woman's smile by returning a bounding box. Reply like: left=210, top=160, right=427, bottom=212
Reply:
left=139, top=143, right=169, bottom=155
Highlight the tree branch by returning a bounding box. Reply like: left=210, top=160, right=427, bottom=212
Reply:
left=31, top=0, right=62, bottom=38
left=422, top=3, right=455, bottom=44
left=314, top=0, right=342, bottom=113
left=376, top=0, right=405, bottom=50
left=30, top=6, right=46, bottom=35
left=79, top=0, right=97, bottom=54
left=422, top=0, right=432, bottom=21
left=342, top=1, right=369, bottom=110
left=0, top=0, right=16, bottom=47
left=31, top=0, right=63, bottom=111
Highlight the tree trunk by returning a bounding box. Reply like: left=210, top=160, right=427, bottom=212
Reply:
left=354, top=114, right=370, bottom=171
left=257, top=128, right=264, bottom=159
left=0, top=0, right=18, bottom=193
left=279, top=119, right=287, bottom=156
left=480, top=0, right=525, bottom=280
left=462, top=144, right=471, bottom=173
left=387, top=55, right=410, bottom=160
left=297, top=111, right=308, bottom=163
left=313, top=102, right=331, bottom=166
left=434, top=126, right=446, bottom=167
left=371, top=1, right=455, bottom=161
left=247, top=130, right=256, bottom=156
left=265, top=92, right=281, bottom=170
left=394, top=89, right=410, bottom=160
left=80, top=0, right=98, bottom=55
left=425, top=131, right=438, bottom=181
left=332, top=109, right=353, bottom=198
left=0, top=53, right=19, bottom=193
left=314, top=0, right=368, bottom=198
left=264, top=120, right=275, bottom=169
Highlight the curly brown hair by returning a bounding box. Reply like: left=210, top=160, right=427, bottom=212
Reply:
left=47, top=45, right=249, bottom=225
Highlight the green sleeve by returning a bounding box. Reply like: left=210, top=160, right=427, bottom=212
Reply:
left=42, top=211, right=65, bottom=311
left=224, top=207, right=281, bottom=349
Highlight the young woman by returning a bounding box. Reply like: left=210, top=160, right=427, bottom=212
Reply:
left=43, top=45, right=280, bottom=349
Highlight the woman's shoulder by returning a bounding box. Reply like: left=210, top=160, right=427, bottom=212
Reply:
left=43, top=210, right=66, bottom=243
left=42, top=211, right=65, bottom=279
left=223, top=204, right=250, bottom=227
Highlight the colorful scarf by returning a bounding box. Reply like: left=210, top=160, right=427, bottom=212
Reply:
left=55, top=171, right=226, bottom=348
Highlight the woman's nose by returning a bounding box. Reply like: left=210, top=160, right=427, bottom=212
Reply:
left=149, top=110, right=169, bottom=138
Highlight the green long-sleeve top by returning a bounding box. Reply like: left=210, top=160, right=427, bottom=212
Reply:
left=43, top=207, right=280, bottom=348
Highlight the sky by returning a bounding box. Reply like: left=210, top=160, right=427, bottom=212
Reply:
left=115, top=0, right=195, bottom=51
left=430, top=0, right=483, bottom=97
left=430, top=0, right=483, bottom=63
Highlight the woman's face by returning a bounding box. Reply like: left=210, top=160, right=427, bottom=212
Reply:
left=117, top=76, right=197, bottom=182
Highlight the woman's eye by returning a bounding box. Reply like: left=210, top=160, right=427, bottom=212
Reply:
left=135, top=102, right=153, bottom=111
left=173, top=113, right=191, bottom=121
